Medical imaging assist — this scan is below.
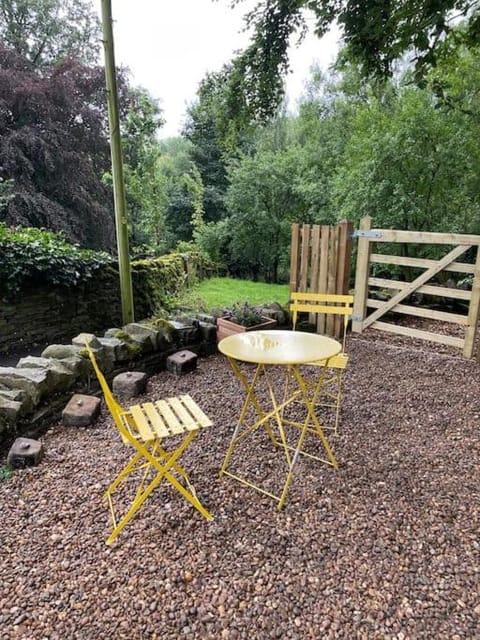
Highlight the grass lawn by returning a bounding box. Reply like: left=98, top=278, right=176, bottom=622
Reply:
left=174, top=277, right=289, bottom=311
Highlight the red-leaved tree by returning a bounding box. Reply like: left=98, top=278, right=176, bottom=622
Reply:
left=0, top=45, right=116, bottom=250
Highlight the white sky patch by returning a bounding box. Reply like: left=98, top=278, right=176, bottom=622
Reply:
left=94, top=0, right=339, bottom=137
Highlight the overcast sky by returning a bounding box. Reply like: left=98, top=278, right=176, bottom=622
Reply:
left=94, top=1, right=340, bottom=138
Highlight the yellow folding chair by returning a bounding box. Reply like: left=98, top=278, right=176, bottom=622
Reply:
left=84, top=341, right=213, bottom=545
left=290, top=292, right=354, bottom=435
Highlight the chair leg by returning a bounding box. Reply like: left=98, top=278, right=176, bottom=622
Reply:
left=105, top=433, right=213, bottom=545
left=106, top=466, right=167, bottom=546
left=333, top=371, right=343, bottom=436
left=106, top=450, right=144, bottom=496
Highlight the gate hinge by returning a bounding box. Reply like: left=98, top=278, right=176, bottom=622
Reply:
left=351, top=314, right=363, bottom=323
left=351, top=229, right=383, bottom=239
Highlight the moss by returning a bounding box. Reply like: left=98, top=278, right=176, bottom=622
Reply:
left=125, top=341, right=142, bottom=356
left=131, top=254, right=187, bottom=317
left=145, top=316, right=174, bottom=335
left=109, top=329, right=143, bottom=356
left=112, top=329, right=130, bottom=341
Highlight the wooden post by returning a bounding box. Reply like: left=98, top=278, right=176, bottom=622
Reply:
left=465, top=245, right=480, bottom=358
left=326, top=225, right=340, bottom=336
left=317, top=226, right=330, bottom=334
left=352, top=216, right=372, bottom=333
left=101, top=0, right=134, bottom=323
left=334, top=220, right=353, bottom=336
left=299, top=224, right=310, bottom=292
left=309, top=225, right=321, bottom=324
left=289, top=223, right=300, bottom=295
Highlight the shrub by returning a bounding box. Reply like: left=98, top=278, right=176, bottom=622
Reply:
left=228, top=302, right=265, bottom=327
left=0, top=224, right=113, bottom=299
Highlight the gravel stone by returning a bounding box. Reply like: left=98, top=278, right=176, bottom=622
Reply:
left=0, top=329, right=479, bottom=639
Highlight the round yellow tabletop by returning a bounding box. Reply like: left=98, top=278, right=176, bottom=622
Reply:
left=218, top=330, right=341, bottom=365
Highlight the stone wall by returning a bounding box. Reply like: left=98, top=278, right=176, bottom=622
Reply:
left=0, top=315, right=218, bottom=450
left=0, top=253, right=209, bottom=354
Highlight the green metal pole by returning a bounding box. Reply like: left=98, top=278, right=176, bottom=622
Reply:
left=100, top=0, right=134, bottom=324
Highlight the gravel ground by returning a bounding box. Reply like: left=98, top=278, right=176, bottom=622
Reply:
left=1, top=330, right=479, bottom=640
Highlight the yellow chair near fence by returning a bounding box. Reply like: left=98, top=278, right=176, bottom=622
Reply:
left=84, top=341, right=213, bottom=545
left=289, top=292, right=354, bottom=435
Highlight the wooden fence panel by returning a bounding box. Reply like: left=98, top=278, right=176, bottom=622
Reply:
left=290, top=221, right=353, bottom=338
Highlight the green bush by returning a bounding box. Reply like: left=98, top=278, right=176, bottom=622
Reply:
left=0, top=224, right=113, bottom=299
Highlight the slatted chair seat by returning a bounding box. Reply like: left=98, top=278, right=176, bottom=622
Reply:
left=290, top=292, right=354, bottom=435
left=84, top=341, right=213, bottom=545
left=120, top=395, right=212, bottom=443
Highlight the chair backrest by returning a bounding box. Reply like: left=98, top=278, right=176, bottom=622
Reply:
left=290, top=291, right=354, bottom=351
left=83, top=341, right=132, bottom=441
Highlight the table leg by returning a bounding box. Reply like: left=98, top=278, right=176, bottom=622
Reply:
left=220, top=359, right=338, bottom=509
left=220, top=358, right=280, bottom=479
left=289, top=364, right=339, bottom=469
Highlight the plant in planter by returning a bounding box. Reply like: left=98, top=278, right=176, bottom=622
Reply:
left=216, top=302, right=277, bottom=342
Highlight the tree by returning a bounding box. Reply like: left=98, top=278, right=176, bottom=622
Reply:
left=120, top=87, right=166, bottom=251
left=226, top=145, right=303, bottom=282
left=0, top=45, right=115, bottom=250
left=184, top=65, right=257, bottom=224
left=289, top=66, right=361, bottom=224
left=226, top=0, right=480, bottom=121
left=332, top=80, right=480, bottom=242
left=0, top=0, right=101, bottom=67
left=159, top=137, right=207, bottom=249
left=184, top=68, right=233, bottom=224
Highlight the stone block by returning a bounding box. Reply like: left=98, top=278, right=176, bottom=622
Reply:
left=72, top=333, right=102, bottom=350
left=0, top=367, right=50, bottom=406
left=57, top=355, right=89, bottom=377
left=98, top=337, right=131, bottom=362
left=166, top=350, right=198, bottom=375
left=0, top=397, right=24, bottom=422
left=7, top=437, right=44, bottom=468
left=168, top=321, right=200, bottom=346
left=123, top=323, right=159, bottom=351
left=62, top=394, right=101, bottom=427
left=112, top=371, right=148, bottom=399
left=104, top=328, right=122, bottom=339
left=0, top=388, right=30, bottom=417
left=198, top=321, right=217, bottom=343
left=17, top=357, right=75, bottom=392
left=41, top=344, right=82, bottom=359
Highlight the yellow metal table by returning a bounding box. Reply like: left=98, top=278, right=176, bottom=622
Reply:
left=218, top=330, right=342, bottom=508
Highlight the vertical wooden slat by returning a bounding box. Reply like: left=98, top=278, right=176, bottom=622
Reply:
left=326, top=225, right=340, bottom=335
left=334, top=220, right=354, bottom=337
left=309, top=225, right=321, bottom=292
left=289, top=223, right=300, bottom=296
left=309, top=225, right=321, bottom=324
left=352, top=216, right=373, bottom=333
left=464, top=244, right=480, bottom=358
left=299, top=224, right=310, bottom=293
left=317, top=226, right=330, bottom=334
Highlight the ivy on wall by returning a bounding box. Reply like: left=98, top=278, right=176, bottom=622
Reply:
left=0, top=224, right=217, bottom=352
left=0, top=224, right=112, bottom=299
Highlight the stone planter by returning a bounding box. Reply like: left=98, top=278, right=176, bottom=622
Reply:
left=216, top=316, right=277, bottom=343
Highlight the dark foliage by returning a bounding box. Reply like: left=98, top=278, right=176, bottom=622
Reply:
left=0, top=45, right=115, bottom=250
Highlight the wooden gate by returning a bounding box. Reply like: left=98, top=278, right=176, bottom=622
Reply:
left=289, top=221, right=353, bottom=337
left=352, top=216, right=480, bottom=358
